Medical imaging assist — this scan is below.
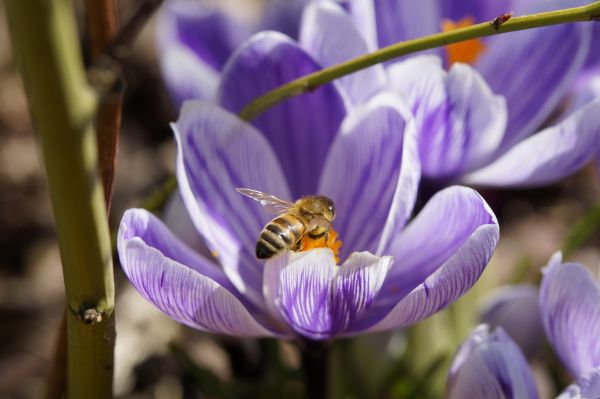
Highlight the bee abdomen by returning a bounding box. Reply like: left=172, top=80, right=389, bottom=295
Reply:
left=255, top=216, right=304, bottom=259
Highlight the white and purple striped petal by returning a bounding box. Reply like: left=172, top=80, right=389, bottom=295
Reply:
left=464, top=99, right=600, bottom=188
left=346, top=0, right=441, bottom=58
left=263, top=249, right=392, bottom=339
left=540, top=253, right=600, bottom=377
left=174, top=101, right=291, bottom=307
left=118, top=209, right=276, bottom=337
left=447, top=325, right=538, bottom=399
left=318, top=93, right=419, bottom=260
left=299, top=2, right=387, bottom=104
left=218, top=32, right=347, bottom=198
left=389, top=56, right=506, bottom=180
left=155, top=1, right=250, bottom=104
left=476, top=0, right=591, bottom=150
left=351, top=186, right=499, bottom=332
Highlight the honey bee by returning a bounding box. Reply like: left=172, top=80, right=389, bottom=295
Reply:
left=236, top=188, right=336, bottom=259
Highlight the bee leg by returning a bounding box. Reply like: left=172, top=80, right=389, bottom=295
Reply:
left=292, top=239, right=302, bottom=251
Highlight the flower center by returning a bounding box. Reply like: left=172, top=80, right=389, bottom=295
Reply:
left=441, top=16, right=486, bottom=67
left=300, top=228, right=342, bottom=263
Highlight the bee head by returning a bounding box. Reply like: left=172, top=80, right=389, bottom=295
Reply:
left=316, top=196, right=335, bottom=221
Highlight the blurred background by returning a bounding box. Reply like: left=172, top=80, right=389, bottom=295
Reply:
left=0, top=1, right=599, bottom=398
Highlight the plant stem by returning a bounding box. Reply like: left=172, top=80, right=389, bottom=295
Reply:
left=301, top=340, right=330, bottom=399
left=239, top=0, right=600, bottom=120
left=6, top=1, right=115, bottom=398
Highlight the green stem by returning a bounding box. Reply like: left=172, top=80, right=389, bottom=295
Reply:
left=240, top=1, right=600, bottom=121
left=6, top=1, right=115, bottom=398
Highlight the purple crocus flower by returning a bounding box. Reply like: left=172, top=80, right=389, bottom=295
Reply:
left=480, top=284, right=544, bottom=358
left=305, top=0, right=600, bottom=187
left=447, top=253, right=600, bottom=398
left=118, top=27, right=500, bottom=338
left=446, top=324, right=538, bottom=399
left=540, top=252, right=600, bottom=396
left=156, top=0, right=309, bottom=106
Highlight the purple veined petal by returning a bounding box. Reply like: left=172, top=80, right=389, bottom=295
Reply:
left=388, top=56, right=506, bottom=180
left=540, top=252, right=600, bottom=377
left=162, top=191, right=212, bottom=260
left=476, top=0, right=591, bottom=150
left=563, top=71, right=600, bottom=119
left=159, top=45, right=219, bottom=108
left=558, top=367, right=600, bottom=399
left=447, top=325, right=538, bottom=399
left=464, top=98, right=600, bottom=188
left=156, top=1, right=251, bottom=71
left=263, top=249, right=336, bottom=339
left=118, top=208, right=278, bottom=337
left=263, top=248, right=393, bottom=339
left=585, top=22, right=600, bottom=68
left=440, top=0, right=522, bottom=23
left=353, top=186, right=499, bottom=332
left=218, top=32, right=346, bottom=198
left=174, top=100, right=292, bottom=308
left=259, top=0, right=311, bottom=39
left=479, top=284, right=543, bottom=358
left=299, top=2, right=387, bottom=104
left=346, top=0, right=442, bottom=58
left=331, top=252, right=393, bottom=335
left=318, top=93, right=419, bottom=261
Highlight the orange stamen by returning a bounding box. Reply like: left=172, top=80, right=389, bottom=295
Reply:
left=300, top=228, right=342, bottom=263
left=441, top=17, right=486, bottom=67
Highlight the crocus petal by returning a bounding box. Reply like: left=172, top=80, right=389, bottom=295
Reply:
left=389, top=56, right=506, bottom=180
left=540, top=253, right=600, bottom=377
left=440, top=0, right=520, bottom=23
left=264, top=249, right=336, bottom=339
left=118, top=209, right=274, bottom=337
left=464, top=99, right=600, bottom=188
left=480, top=284, right=543, bottom=358
left=332, top=252, right=393, bottom=335
left=347, top=0, right=441, bottom=57
left=218, top=32, right=346, bottom=197
left=447, top=325, right=538, bottom=399
left=263, top=249, right=393, bottom=339
left=162, top=192, right=212, bottom=259
left=156, top=2, right=250, bottom=71
left=558, top=367, right=600, bottom=399
left=259, top=0, right=311, bottom=38
left=318, top=93, right=419, bottom=260
left=174, top=100, right=291, bottom=307
left=355, top=186, right=498, bottom=332
left=476, top=0, right=591, bottom=149
left=299, top=2, right=386, bottom=104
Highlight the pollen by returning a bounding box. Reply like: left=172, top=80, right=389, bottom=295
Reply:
left=441, top=17, right=486, bottom=67
left=300, top=229, right=343, bottom=263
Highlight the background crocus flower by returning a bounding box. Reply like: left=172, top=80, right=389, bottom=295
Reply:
left=300, top=1, right=600, bottom=188
left=480, top=284, right=544, bottom=358
left=448, top=253, right=600, bottom=398
left=540, top=253, right=600, bottom=392
left=156, top=0, right=309, bottom=106
left=446, top=324, right=538, bottom=399
left=118, top=29, right=500, bottom=338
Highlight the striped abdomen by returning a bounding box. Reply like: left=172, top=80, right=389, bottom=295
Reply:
left=255, top=214, right=306, bottom=259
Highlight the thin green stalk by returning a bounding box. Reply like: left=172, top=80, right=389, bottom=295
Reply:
left=240, top=1, right=600, bottom=120
left=6, top=1, right=115, bottom=398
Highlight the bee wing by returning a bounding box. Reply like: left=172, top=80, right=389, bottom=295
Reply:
left=236, top=188, right=294, bottom=215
